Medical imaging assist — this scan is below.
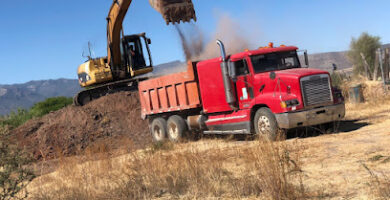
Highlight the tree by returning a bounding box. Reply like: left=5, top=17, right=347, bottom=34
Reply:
left=347, top=32, right=381, bottom=78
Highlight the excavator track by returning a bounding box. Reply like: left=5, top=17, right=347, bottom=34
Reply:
left=74, top=78, right=147, bottom=106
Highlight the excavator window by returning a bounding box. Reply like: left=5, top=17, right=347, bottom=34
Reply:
left=122, top=36, right=151, bottom=71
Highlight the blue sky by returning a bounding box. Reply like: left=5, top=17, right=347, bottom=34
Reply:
left=0, top=0, right=389, bottom=84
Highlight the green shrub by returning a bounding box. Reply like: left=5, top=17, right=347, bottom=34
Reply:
left=0, top=109, right=31, bottom=130
left=29, top=97, right=72, bottom=118
left=0, top=97, right=72, bottom=129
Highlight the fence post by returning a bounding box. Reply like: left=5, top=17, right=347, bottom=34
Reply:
left=386, top=48, right=390, bottom=81
left=373, top=51, right=379, bottom=81
left=360, top=52, right=372, bottom=80
left=378, top=48, right=387, bottom=93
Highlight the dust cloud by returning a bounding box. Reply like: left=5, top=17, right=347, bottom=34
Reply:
left=176, top=14, right=253, bottom=61
left=143, top=14, right=259, bottom=78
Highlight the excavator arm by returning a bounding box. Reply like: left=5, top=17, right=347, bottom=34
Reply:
left=107, top=0, right=196, bottom=70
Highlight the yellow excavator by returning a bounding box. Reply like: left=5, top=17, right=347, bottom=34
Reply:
left=74, top=0, right=196, bottom=106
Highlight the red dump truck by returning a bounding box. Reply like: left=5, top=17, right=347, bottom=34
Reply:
left=138, top=41, right=345, bottom=142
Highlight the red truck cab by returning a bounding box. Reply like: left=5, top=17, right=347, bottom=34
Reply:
left=139, top=41, right=345, bottom=142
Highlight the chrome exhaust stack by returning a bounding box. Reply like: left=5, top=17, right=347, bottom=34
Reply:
left=216, top=40, right=237, bottom=110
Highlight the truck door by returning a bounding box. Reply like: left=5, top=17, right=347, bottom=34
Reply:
left=234, top=58, right=254, bottom=109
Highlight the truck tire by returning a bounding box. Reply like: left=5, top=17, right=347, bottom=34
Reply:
left=150, top=118, right=167, bottom=142
left=167, top=115, right=188, bottom=142
left=254, top=108, right=279, bottom=141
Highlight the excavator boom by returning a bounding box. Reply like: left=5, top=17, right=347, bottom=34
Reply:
left=107, top=0, right=196, bottom=69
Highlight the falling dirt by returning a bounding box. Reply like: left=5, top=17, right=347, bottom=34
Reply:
left=175, top=14, right=252, bottom=62
left=11, top=91, right=151, bottom=160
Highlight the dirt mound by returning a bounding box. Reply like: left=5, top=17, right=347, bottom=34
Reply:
left=12, top=92, right=151, bottom=160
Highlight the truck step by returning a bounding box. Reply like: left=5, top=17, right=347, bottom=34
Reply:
left=203, top=130, right=251, bottom=135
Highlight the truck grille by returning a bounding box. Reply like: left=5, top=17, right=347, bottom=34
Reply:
left=300, top=74, right=332, bottom=107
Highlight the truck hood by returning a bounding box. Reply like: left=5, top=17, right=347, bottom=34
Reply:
left=274, top=68, right=329, bottom=79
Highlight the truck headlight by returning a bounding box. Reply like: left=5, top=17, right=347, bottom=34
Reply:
left=281, top=99, right=300, bottom=108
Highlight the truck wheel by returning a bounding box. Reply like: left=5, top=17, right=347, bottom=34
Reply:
left=167, top=115, right=188, bottom=142
left=254, top=108, right=279, bottom=141
left=150, top=118, right=167, bottom=142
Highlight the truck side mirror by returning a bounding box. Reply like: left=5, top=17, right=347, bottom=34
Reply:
left=228, top=61, right=237, bottom=81
left=147, top=38, right=151, bottom=44
left=304, top=50, right=309, bottom=67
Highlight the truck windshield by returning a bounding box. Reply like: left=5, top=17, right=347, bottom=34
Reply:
left=251, top=51, right=300, bottom=73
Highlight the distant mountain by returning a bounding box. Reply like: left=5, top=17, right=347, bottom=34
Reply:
left=305, top=43, right=390, bottom=72
left=0, top=79, right=80, bottom=116
left=383, top=43, right=390, bottom=49
left=307, top=51, right=352, bottom=71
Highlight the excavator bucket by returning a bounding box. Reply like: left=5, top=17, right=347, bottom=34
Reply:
left=149, top=0, right=197, bottom=24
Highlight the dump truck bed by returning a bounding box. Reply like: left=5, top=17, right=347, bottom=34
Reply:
left=138, top=62, right=201, bottom=118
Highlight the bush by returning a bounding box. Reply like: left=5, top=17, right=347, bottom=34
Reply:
left=29, top=97, right=72, bottom=118
left=0, top=97, right=72, bottom=129
left=0, top=109, right=31, bottom=130
left=0, top=138, right=35, bottom=200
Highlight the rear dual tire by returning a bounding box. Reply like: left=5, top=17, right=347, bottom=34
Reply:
left=167, top=115, right=188, bottom=142
left=151, top=118, right=168, bottom=142
left=150, top=115, right=188, bottom=143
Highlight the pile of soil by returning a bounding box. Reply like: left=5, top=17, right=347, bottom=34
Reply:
left=12, top=92, right=151, bottom=160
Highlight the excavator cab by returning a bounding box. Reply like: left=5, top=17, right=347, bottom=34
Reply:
left=120, top=33, right=153, bottom=77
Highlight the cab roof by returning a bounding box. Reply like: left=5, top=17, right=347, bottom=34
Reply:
left=198, top=45, right=299, bottom=65
left=230, top=46, right=298, bottom=61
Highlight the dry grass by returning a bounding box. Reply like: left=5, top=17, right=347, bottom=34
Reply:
left=22, top=79, right=390, bottom=199
left=28, top=140, right=316, bottom=200
left=0, top=125, right=9, bottom=136
left=342, top=79, right=390, bottom=123
left=341, top=77, right=390, bottom=104
left=363, top=164, right=390, bottom=199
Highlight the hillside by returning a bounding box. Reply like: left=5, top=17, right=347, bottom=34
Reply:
left=308, top=51, right=351, bottom=71
left=11, top=91, right=150, bottom=160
